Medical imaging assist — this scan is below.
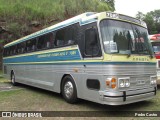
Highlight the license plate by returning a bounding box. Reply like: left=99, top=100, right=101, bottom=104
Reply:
left=136, top=78, right=145, bottom=85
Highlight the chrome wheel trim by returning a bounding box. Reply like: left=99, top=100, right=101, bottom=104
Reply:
left=64, top=81, right=74, bottom=99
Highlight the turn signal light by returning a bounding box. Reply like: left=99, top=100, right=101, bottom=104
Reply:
left=106, top=77, right=117, bottom=89
left=111, top=84, right=116, bottom=89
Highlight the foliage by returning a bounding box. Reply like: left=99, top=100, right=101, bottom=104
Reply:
left=0, top=39, right=4, bottom=43
left=136, top=11, right=145, bottom=20
left=136, top=10, right=160, bottom=34
left=0, top=0, right=115, bottom=45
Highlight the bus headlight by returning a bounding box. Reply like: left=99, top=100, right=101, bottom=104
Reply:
left=125, top=79, right=130, bottom=87
left=150, top=76, right=157, bottom=85
left=119, top=79, right=125, bottom=87
left=118, top=77, right=130, bottom=88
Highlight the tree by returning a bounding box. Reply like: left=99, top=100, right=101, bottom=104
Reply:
left=136, top=11, right=145, bottom=20
left=100, top=0, right=115, bottom=11
left=144, top=13, right=157, bottom=34
left=136, top=10, right=160, bottom=34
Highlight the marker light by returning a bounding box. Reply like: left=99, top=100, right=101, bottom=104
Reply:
left=106, top=77, right=117, bottom=89
left=150, top=76, right=157, bottom=85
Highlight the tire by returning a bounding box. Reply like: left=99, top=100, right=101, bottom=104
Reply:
left=62, top=76, right=78, bottom=104
left=11, top=72, right=17, bottom=86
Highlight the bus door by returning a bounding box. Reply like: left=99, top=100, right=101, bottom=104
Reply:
left=79, top=22, right=103, bottom=100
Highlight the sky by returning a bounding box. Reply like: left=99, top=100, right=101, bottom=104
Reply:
left=115, top=0, right=160, bottom=17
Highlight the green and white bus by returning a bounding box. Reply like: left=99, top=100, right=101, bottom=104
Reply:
left=3, top=12, right=157, bottom=105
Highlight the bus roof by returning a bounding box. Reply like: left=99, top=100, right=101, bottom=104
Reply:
left=4, top=11, right=145, bottom=48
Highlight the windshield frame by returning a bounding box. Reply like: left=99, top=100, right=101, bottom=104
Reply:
left=99, top=19, right=154, bottom=56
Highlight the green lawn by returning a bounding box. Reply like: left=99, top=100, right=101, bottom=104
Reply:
left=0, top=70, right=2, bottom=75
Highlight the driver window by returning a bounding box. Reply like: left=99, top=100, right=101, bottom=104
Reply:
left=84, top=27, right=101, bottom=57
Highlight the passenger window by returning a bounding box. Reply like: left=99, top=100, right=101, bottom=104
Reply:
left=3, top=48, right=9, bottom=56
left=3, top=48, right=6, bottom=57
left=17, top=42, right=26, bottom=54
left=84, top=27, right=100, bottom=57
left=55, top=29, right=65, bottom=47
left=54, top=25, right=77, bottom=47
left=37, top=33, right=53, bottom=50
left=26, top=39, right=37, bottom=52
left=9, top=45, right=17, bottom=55
left=6, top=47, right=10, bottom=56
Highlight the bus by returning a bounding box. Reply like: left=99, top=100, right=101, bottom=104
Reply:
left=3, top=12, right=157, bottom=105
left=150, top=34, right=160, bottom=81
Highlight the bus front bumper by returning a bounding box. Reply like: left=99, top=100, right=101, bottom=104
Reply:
left=99, top=87, right=157, bottom=105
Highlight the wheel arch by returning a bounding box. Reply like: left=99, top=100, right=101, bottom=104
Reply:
left=60, top=74, right=78, bottom=94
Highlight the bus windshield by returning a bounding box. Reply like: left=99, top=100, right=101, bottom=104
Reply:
left=100, top=20, right=153, bottom=56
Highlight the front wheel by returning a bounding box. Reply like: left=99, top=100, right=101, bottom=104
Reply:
left=62, top=76, right=78, bottom=104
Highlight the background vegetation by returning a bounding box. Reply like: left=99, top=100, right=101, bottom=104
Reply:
left=0, top=0, right=115, bottom=69
left=136, top=10, right=160, bottom=34
left=0, top=0, right=114, bottom=41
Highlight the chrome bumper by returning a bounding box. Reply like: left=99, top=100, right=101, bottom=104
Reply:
left=99, top=87, right=157, bottom=105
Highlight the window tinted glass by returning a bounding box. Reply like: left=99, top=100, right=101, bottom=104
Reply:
left=100, top=20, right=153, bottom=55
left=3, top=48, right=7, bottom=57
left=6, top=47, right=10, bottom=56
left=37, top=33, right=53, bottom=50
left=26, top=39, right=37, bottom=52
left=17, top=42, right=26, bottom=54
left=85, top=27, right=100, bottom=57
left=9, top=45, right=17, bottom=55
left=55, top=25, right=77, bottom=47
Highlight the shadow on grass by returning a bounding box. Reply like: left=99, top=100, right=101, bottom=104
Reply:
left=15, top=83, right=155, bottom=114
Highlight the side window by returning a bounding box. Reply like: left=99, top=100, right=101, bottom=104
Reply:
left=26, top=39, right=37, bottom=52
left=9, top=45, right=16, bottom=55
left=84, top=27, right=101, bottom=57
left=6, top=47, right=10, bottom=56
left=65, top=26, right=76, bottom=45
left=54, top=29, right=65, bottom=47
left=12, top=45, right=17, bottom=55
left=54, top=25, right=77, bottom=47
left=17, top=42, right=26, bottom=54
left=37, top=33, right=53, bottom=50
left=3, top=48, right=6, bottom=57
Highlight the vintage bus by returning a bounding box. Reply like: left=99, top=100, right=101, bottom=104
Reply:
left=3, top=12, right=157, bottom=105
left=150, top=34, right=160, bottom=81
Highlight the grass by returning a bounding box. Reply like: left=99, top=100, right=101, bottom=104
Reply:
left=0, top=0, right=113, bottom=49
left=0, top=75, right=160, bottom=119
left=0, top=0, right=62, bottom=20
left=0, top=0, right=112, bottom=22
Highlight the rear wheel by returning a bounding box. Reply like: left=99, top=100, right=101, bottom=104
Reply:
left=11, top=72, right=17, bottom=86
left=62, top=76, right=78, bottom=104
